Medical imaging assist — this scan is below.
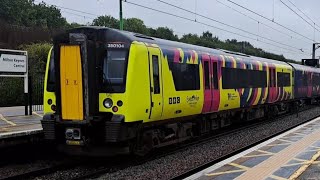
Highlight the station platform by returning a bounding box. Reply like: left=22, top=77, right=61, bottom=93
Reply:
left=188, top=117, right=320, bottom=180
left=0, top=106, right=43, bottom=147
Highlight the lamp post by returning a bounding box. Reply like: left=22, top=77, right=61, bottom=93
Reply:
left=312, top=43, right=320, bottom=59
left=119, top=0, right=123, bottom=30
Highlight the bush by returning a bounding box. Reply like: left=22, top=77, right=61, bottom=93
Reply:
left=0, top=43, right=51, bottom=107
left=19, top=43, right=52, bottom=75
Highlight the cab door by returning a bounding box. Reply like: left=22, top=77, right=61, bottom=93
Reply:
left=147, top=47, right=163, bottom=120
left=60, top=45, right=84, bottom=120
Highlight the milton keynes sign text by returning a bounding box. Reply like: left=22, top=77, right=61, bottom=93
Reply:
left=0, top=50, right=27, bottom=73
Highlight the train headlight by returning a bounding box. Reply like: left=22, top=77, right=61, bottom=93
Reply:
left=103, top=98, right=113, bottom=109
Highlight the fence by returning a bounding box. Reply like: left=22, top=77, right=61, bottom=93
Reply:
left=0, top=75, right=45, bottom=112
left=29, top=75, right=44, bottom=112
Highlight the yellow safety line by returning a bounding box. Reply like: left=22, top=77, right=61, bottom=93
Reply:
left=278, top=138, right=294, bottom=143
left=265, top=143, right=291, bottom=147
left=243, top=153, right=273, bottom=158
left=32, top=112, right=43, bottom=118
left=293, top=132, right=307, bottom=136
left=206, top=169, right=246, bottom=176
left=289, top=150, right=320, bottom=180
left=228, top=163, right=249, bottom=170
left=293, top=158, right=308, bottom=162
left=257, top=150, right=274, bottom=155
left=269, top=174, right=289, bottom=180
left=282, top=161, right=320, bottom=167
left=0, top=114, right=16, bottom=126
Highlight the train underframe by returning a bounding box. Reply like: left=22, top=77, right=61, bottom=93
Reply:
left=41, top=98, right=319, bottom=156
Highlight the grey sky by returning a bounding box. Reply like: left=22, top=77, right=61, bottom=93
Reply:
left=40, top=0, right=320, bottom=61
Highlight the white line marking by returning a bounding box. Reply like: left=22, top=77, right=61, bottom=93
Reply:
left=0, top=114, right=16, bottom=126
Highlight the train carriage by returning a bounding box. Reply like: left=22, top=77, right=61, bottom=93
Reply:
left=41, top=26, right=319, bottom=155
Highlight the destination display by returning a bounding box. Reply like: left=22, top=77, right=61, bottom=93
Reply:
left=0, top=52, right=27, bottom=73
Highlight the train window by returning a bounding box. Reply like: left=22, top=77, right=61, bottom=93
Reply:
left=152, top=55, right=160, bottom=94
left=277, top=72, right=290, bottom=87
left=47, top=50, right=55, bottom=92
left=204, top=61, right=210, bottom=90
left=312, top=74, right=320, bottom=86
left=222, top=67, right=267, bottom=89
left=272, top=69, right=276, bottom=87
left=303, top=73, right=308, bottom=86
left=269, top=69, right=272, bottom=87
left=169, top=62, right=200, bottom=91
left=103, top=50, right=128, bottom=93
left=212, top=62, right=218, bottom=89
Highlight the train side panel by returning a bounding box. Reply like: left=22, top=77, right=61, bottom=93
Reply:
left=160, top=46, right=204, bottom=121
left=217, top=56, right=271, bottom=111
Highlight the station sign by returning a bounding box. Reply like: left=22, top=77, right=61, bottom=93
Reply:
left=0, top=50, right=27, bottom=73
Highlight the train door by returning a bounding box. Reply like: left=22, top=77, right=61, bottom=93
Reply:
left=268, top=67, right=276, bottom=103
left=202, top=54, right=212, bottom=113
left=210, top=55, right=220, bottom=112
left=147, top=47, right=163, bottom=120
left=60, top=45, right=84, bottom=120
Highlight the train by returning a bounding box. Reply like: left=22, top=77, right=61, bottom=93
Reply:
left=41, top=26, right=320, bottom=156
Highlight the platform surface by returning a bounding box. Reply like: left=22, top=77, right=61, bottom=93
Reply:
left=187, top=117, right=320, bottom=180
left=0, top=106, right=43, bottom=139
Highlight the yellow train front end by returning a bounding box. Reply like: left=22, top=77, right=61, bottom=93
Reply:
left=41, top=28, right=146, bottom=155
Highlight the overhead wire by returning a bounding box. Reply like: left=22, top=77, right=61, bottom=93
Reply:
left=124, top=0, right=308, bottom=56
left=279, top=0, right=320, bottom=33
left=225, top=0, right=315, bottom=42
left=154, top=0, right=305, bottom=52
left=215, top=0, right=309, bottom=43
left=34, top=0, right=99, bottom=18
left=285, top=0, right=320, bottom=33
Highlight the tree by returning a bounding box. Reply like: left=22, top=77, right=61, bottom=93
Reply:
left=0, top=0, right=68, bottom=29
left=153, top=27, right=178, bottom=41
left=123, top=18, right=147, bottom=34
left=92, top=15, right=119, bottom=28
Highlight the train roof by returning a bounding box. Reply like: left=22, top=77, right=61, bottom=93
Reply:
left=288, top=62, right=320, bottom=72
left=69, top=26, right=292, bottom=66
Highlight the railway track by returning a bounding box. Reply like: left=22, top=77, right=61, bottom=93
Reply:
left=64, top=105, right=318, bottom=180
left=1, top=105, right=316, bottom=180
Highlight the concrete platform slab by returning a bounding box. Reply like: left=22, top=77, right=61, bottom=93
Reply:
left=187, top=117, right=320, bottom=180
left=0, top=107, right=43, bottom=147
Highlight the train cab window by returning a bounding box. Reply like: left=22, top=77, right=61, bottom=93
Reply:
left=277, top=72, right=290, bottom=87
left=103, top=50, right=128, bottom=93
left=152, top=55, right=160, bottom=94
left=212, top=62, right=218, bottom=89
left=47, top=50, right=55, bottom=92
left=204, top=61, right=210, bottom=89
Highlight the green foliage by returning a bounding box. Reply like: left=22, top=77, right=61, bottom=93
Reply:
left=92, top=15, right=119, bottom=28
left=19, top=43, right=52, bottom=75
left=0, top=0, right=68, bottom=29
left=152, top=27, right=179, bottom=41
left=0, top=43, right=51, bottom=107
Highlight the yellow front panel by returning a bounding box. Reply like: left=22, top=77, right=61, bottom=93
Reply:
left=44, top=47, right=56, bottom=114
left=60, top=45, right=83, bottom=120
